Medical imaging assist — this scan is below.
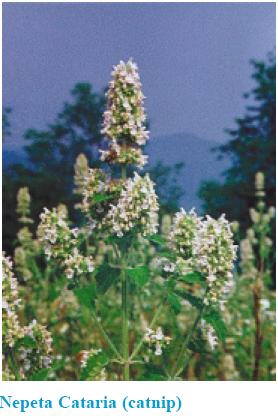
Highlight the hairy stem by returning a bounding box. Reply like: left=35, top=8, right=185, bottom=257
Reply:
left=252, top=260, right=264, bottom=380
left=121, top=264, right=130, bottom=380
left=130, top=300, right=165, bottom=360
left=91, top=309, right=122, bottom=361
left=170, top=303, right=205, bottom=380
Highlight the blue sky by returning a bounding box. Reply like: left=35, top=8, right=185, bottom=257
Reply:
left=3, top=2, right=275, bottom=149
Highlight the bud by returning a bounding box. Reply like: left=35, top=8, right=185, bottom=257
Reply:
left=74, top=153, right=89, bottom=195
left=255, top=172, right=265, bottom=199
left=16, top=187, right=33, bottom=224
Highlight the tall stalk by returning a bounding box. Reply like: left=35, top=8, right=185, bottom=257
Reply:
left=120, top=164, right=130, bottom=380
left=121, top=263, right=130, bottom=380
left=170, top=301, right=206, bottom=380
left=252, top=173, right=265, bottom=381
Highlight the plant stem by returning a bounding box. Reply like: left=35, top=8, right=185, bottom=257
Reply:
left=252, top=260, right=264, bottom=380
left=91, top=309, right=123, bottom=361
left=121, top=264, right=130, bottom=380
left=9, top=348, right=20, bottom=380
left=119, top=163, right=130, bottom=380
left=130, top=301, right=165, bottom=360
left=170, top=304, right=205, bottom=380
left=252, top=200, right=265, bottom=381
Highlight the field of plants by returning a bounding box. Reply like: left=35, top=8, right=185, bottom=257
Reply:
left=2, top=59, right=276, bottom=381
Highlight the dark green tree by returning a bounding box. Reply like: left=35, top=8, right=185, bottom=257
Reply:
left=2, top=107, right=12, bottom=140
left=199, top=52, right=275, bottom=233
left=3, top=84, right=106, bottom=253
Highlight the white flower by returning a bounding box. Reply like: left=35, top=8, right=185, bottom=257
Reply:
left=104, top=173, right=159, bottom=237
left=100, top=59, right=149, bottom=167
left=72, top=228, right=79, bottom=238
left=155, top=344, right=162, bottom=356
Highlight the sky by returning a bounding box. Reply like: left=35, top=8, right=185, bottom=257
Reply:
left=3, top=2, right=276, bottom=150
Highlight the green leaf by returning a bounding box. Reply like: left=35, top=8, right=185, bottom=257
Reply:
left=16, top=336, right=36, bottom=349
left=93, top=193, right=113, bottom=203
left=175, top=289, right=203, bottom=310
left=179, top=272, right=206, bottom=285
left=188, top=337, right=208, bottom=354
left=203, top=309, right=227, bottom=342
left=158, top=251, right=176, bottom=261
left=80, top=352, right=109, bottom=381
left=95, top=264, right=119, bottom=294
left=29, top=368, right=49, bottom=381
left=147, top=234, right=166, bottom=246
left=141, top=373, right=168, bottom=381
left=164, top=279, right=176, bottom=291
left=74, top=283, right=96, bottom=309
left=127, top=266, right=149, bottom=287
left=168, top=292, right=182, bottom=314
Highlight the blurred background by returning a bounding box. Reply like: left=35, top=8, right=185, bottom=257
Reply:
left=2, top=2, right=275, bottom=253
left=2, top=2, right=276, bottom=382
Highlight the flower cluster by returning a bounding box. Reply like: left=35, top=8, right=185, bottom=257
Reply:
left=193, top=214, right=237, bottom=305
left=144, top=327, right=171, bottom=356
left=18, top=320, right=53, bottom=378
left=104, top=173, right=159, bottom=237
left=37, top=207, right=94, bottom=279
left=2, top=254, right=54, bottom=380
left=201, top=320, right=218, bottom=351
left=100, top=141, right=148, bottom=168
left=168, top=208, right=201, bottom=273
left=78, top=348, right=102, bottom=368
left=2, top=253, right=24, bottom=347
left=168, top=210, right=237, bottom=305
left=100, top=59, right=149, bottom=168
left=77, top=348, right=107, bottom=380
left=79, top=168, right=123, bottom=223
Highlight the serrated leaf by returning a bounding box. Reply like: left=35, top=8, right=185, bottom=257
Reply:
left=29, top=368, right=49, bottom=381
left=179, top=272, right=206, bottom=285
left=175, top=289, right=203, bottom=310
left=203, top=309, right=227, bottom=342
left=127, top=266, right=149, bottom=287
left=74, top=283, right=96, bottom=309
left=147, top=234, right=166, bottom=246
left=95, top=264, right=119, bottom=294
left=168, top=292, right=182, bottom=314
left=80, top=352, right=109, bottom=381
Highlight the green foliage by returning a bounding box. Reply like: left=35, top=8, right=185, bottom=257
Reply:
left=199, top=52, right=275, bottom=236
left=203, top=309, right=227, bottom=342
left=178, top=272, right=206, bottom=285
left=95, top=264, right=119, bottom=294
left=127, top=266, right=149, bottom=287
left=80, top=351, right=109, bottom=381
left=167, top=292, right=182, bottom=314
left=74, top=283, right=96, bottom=309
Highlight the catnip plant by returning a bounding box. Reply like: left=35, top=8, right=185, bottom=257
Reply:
left=35, top=59, right=237, bottom=381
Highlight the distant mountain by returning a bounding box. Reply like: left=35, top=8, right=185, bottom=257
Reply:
left=147, top=133, right=230, bottom=212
